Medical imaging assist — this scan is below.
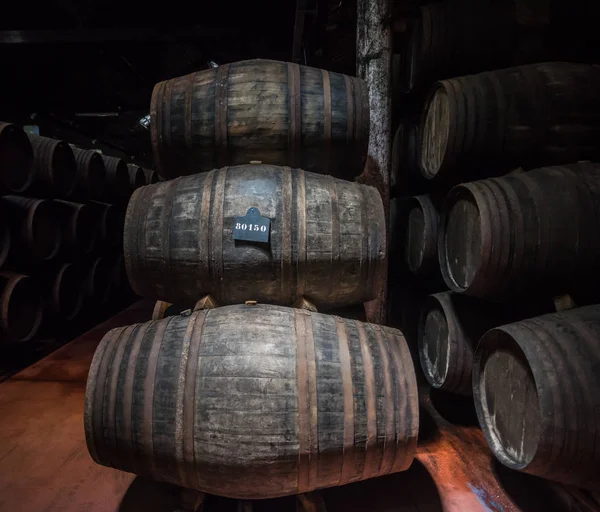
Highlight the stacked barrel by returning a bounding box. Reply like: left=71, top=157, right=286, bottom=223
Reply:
left=84, top=59, right=420, bottom=500
left=392, top=0, right=600, bottom=491
left=0, top=123, right=157, bottom=347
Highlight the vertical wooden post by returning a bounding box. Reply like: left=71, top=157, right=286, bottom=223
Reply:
left=357, top=0, right=392, bottom=325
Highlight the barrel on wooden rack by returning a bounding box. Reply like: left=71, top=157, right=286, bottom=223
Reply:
left=43, top=263, right=83, bottom=321
left=127, top=164, right=146, bottom=192
left=0, top=272, right=44, bottom=342
left=84, top=303, right=419, bottom=498
left=71, top=147, right=107, bottom=200
left=405, top=195, right=439, bottom=277
left=27, top=134, right=77, bottom=198
left=473, top=305, right=600, bottom=490
left=2, top=196, right=61, bottom=264
left=54, top=200, right=96, bottom=255
left=0, top=122, right=34, bottom=194
left=101, top=155, right=130, bottom=203
left=143, top=168, right=159, bottom=185
left=150, top=59, right=370, bottom=180
left=125, top=164, right=385, bottom=310
left=438, top=162, right=600, bottom=299
left=420, top=62, right=600, bottom=182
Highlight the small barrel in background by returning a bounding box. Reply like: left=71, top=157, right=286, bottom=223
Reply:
left=84, top=303, right=419, bottom=499
left=83, top=256, right=112, bottom=306
left=419, top=62, right=600, bottom=182
left=42, top=263, right=83, bottom=321
left=438, top=163, right=600, bottom=299
left=473, top=305, right=600, bottom=490
left=101, top=155, right=130, bottom=203
left=143, top=168, right=159, bottom=185
left=405, top=195, right=440, bottom=277
left=0, top=272, right=44, bottom=342
left=2, top=196, right=62, bottom=264
left=54, top=200, right=97, bottom=255
left=27, top=134, right=77, bottom=198
left=71, top=147, right=107, bottom=201
left=150, top=59, right=369, bottom=180
left=0, top=206, right=10, bottom=269
left=108, top=254, right=128, bottom=297
left=127, top=164, right=146, bottom=192
left=391, top=120, right=428, bottom=197
left=125, top=164, right=385, bottom=310
left=0, top=122, right=34, bottom=194
left=90, top=201, right=123, bottom=248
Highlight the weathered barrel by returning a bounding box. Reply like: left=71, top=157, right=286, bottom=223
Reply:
left=438, top=162, right=600, bottom=298
left=90, top=201, right=124, bottom=248
left=101, top=155, right=130, bottom=203
left=420, top=63, right=600, bottom=182
left=27, top=134, right=77, bottom=198
left=2, top=196, right=61, bottom=263
left=143, top=168, right=159, bottom=185
left=71, top=147, right=107, bottom=200
left=43, top=263, right=83, bottom=321
left=54, top=200, right=96, bottom=255
left=0, top=122, right=34, bottom=194
left=84, top=303, right=419, bottom=498
left=405, top=195, right=439, bottom=276
left=124, top=164, right=385, bottom=310
left=0, top=272, right=44, bottom=342
left=127, top=164, right=146, bottom=192
left=84, top=257, right=112, bottom=305
left=150, top=59, right=369, bottom=180
left=404, top=0, right=515, bottom=91
left=473, top=305, right=600, bottom=489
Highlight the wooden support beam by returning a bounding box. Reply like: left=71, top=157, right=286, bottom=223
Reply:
left=357, top=0, right=392, bottom=325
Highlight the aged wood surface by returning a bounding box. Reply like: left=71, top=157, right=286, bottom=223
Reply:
left=420, top=62, right=600, bottom=181
left=85, top=304, right=419, bottom=499
left=71, top=147, right=107, bottom=200
left=0, top=122, right=34, bottom=194
left=151, top=59, right=369, bottom=180
left=124, top=165, right=385, bottom=311
left=26, top=133, right=77, bottom=198
left=474, top=305, right=600, bottom=490
left=439, top=162, right=600, bottom=299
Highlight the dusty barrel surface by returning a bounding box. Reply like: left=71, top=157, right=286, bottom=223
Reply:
left=84, top=303, right=419, bottom=499
left=0, top=122, right=34, bottom=194
left=43, top=263, right=83, bottom=321
left=0, top=272, right=44, bottom=342
left=405, top=195, right=439, bottom=276
left=124, top=164, right=385, bottom=310
left=101, top=155, right=130, bottom=203
left=27, top=134, right=77, bottom=198
left=150, top=59, right=369, bottom=180
left=438, top=162, right=600, bottom=298
left=54, top=200, right=96, bottom=255
left=127, top=164, right=146, bottom=192
left=473, top=305, right=600, bottom=489
left=420, top=62, right=600, bottom=182
left=71, top=147, right=106, bottom=200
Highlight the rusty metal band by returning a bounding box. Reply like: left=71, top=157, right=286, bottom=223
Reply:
left=322, top=69, right=332, bottom=171
left=106, top=324, right=137, bottom=471
left=335, top=316, right=355, bottom=486
left=371, top=325, right=396, bottom=475
left=143, top=316, right=174, bottom=479
left=344, top=75, right=355, bottom=143
left=211, top=167, right=228, bottom=301
left=199, top=170, right=217, bottom=295
left=281, top=167, right=294, bottom=305
left=184, top=72, right=196, bottom=148
left=122, top=321, right=153, bottom=474
left=356, top=321, right=378, bottom=480
left=296, top=169, right=307, bottom=299
left=287, top=62, right=302, bottom=168
left=328, top=175, right=341, bottom=303
left=150, top=81, right=165, bottom=177
left=175, top=310, right=203, bottom=488
left=214, top=64, right=231, bottom=168
left=294, top=308, right=310, bottom=493
left=160, top=179, right=179, bottom=299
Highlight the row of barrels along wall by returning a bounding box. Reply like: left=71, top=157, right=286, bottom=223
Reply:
left=390, top=0, right=600, bottom=492
left=85, top=58, right=423, bottom=499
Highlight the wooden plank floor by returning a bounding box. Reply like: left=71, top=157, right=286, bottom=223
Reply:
left=0, top=300, right=597, bottom=512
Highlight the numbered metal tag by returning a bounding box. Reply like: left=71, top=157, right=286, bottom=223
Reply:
left=233, top=207, right=270, bottom=243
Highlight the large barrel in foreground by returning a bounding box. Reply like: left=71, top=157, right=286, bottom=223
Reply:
left=420, top=62, right=600, bottom=182
left=84, top=303, right=419, bottom=498
left=150, top=59, right=369, bottom=180
left=125, top=164, right=385, bottom=310
left=438, top=163, right=600, bottom=299
left=473, top=305, right=600, bottom=490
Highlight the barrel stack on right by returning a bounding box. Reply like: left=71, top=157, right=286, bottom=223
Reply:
left=392, top=0, right=600, bottom=492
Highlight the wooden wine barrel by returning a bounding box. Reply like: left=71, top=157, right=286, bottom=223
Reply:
left=0, top=272, right=44, bottom=342
left=391, top=121, right=427, bottom=196
left=84, top=257, right=111, bottom=305
left=438, top=162, right=600, bottom=298
left=2, top=196, right=61, bottom=263
left=473, top=305, right=600, bottom=489
left=405, top=195, right=439, bottom=276
left=143, top=168, right=159, bottom=185
left=150, top=59, right=369, bottom=180
left=43, top=263, right=83, bottom=321
left=90, top=201, right=124, bottom=248
left=27, top=134, right=77, bottom=198
left=0, top=122, right=34, bottom=194
left=404, top=0, right=515, bottom=91
left=71, top=147, right=107, bottom=200
left=420, top=63, right=600, bottom=181
left=124, top=164, right=385, bottom=310
left=84, top=303, right=419, bottom=498
left=101, top=155, right=130, bottom=203
left=54, top=200, right=96, bottom=255
left=127, top=164, right=146, bottom=192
